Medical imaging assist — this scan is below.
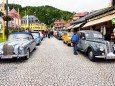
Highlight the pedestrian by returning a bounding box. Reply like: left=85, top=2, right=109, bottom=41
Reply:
left=113, top=28, right=115, bottom=44
left=71, top=30, right=79, bottom=55
left=45, top=30, right=48, bottom=37
left=42, top=31, right=46, bottom=38
left=48, top=30, right=51, bottom=38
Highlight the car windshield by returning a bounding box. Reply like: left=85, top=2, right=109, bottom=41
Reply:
left=86, top=32, right=103, bottom=39
left=32, top=33, right=39, bottom=37
left=67, top=33, right=72, bottom=37
left=8, top=34, right=31, bottom=41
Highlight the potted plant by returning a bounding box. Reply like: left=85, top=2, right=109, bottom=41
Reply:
left=3, top=15, right=13, bottom=21
left=0, top=11, right=4, bottom=16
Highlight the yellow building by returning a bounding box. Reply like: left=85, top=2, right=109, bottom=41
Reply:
left=21, top=15, right=47, bottom=31
left=21, top=22, right=47, bottom=31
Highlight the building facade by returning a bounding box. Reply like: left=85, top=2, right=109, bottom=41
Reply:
left=21, top=15, right=47, bottom=31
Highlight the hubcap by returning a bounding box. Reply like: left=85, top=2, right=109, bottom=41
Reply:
left=27, top=50, right=30, bottom=59
left=89, top=51, right=93, bottom=59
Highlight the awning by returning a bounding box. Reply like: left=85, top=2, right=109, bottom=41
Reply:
left=67, top=25, right=75, bottom=29
left=83, top=13, right=115, bottom=27
left=72, top=23, right=83, bottom=28
left=72, top=17, right=86, bottom=24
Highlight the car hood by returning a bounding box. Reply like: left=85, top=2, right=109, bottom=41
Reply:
left=0, top=40, right=30, bottom=49
left=68, top=37, right=72, bottom=40
left=86, top=38, right=107, bottom=44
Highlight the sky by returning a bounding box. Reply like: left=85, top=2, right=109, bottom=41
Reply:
left=2, top=0, right=111, bottom=12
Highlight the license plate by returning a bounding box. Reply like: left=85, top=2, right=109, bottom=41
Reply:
left=1, top=55, right=12, bottom=59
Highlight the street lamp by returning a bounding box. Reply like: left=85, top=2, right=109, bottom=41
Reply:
left=6, top=0, right=8, bottom=39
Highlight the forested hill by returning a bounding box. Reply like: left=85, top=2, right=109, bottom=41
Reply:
left=8, top=4, right=73, bottom=26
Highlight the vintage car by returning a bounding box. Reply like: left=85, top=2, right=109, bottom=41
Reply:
left=39, top=31, right=44, bottom=41
left=57, top=30, right=65, bottom=40
left=0, top=32, right=36, bottom=59
left=78, top=30, right=115, bottom=61
left=62, top=32, right=73, bottom=46
left=31, top=31, right=41, bottom=45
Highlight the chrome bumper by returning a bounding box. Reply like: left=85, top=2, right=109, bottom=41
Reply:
left=0, top=54, right=27, bottom=59
left=95, top=52, right=115, bottom=59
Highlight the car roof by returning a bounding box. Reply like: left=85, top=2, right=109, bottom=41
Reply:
left=12, top=32, right=32, bottom=35
left=80, top=30, right=100, bottom=34
left=31, top=31, right=39, bottom=33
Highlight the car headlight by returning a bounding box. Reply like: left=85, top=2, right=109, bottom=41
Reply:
left=99, top=46, right=104, bottom=51
left=113, top=45, right=115, bottom=50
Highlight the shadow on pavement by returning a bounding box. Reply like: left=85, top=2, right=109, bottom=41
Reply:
left=0, top=58, right=27, bottom=64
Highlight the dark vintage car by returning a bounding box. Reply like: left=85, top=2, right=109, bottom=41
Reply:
left=77, top=30, right=115, bottom=61
left=0, top=32, right=36, bottom=59
left=57, top=30, right=65, bottom=40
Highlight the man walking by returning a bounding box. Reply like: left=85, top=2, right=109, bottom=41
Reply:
left=71, top=30, right=79, bottom=55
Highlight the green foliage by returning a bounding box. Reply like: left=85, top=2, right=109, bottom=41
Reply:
left=10, top=30, right=23, bottom=33
left=8, top=4, right=73, bottom=27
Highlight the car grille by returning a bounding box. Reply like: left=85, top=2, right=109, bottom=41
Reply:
left=106, top=41, right=112, bottom=53
left=3, top=44, right=13, bottom=55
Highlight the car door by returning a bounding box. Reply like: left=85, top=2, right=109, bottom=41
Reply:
left=29, top=35, right=36, bottom=52
left=78, top=33, right=86, bottom=51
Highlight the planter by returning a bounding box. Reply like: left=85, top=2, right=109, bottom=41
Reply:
left=3, top=15, right=13, bottom=21
left=0, top=11, right=4, bottom=16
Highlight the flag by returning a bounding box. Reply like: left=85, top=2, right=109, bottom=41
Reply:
left=18, top=8, right=20, bottom=26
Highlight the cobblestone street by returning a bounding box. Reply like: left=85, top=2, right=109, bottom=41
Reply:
left=0, top=37, right=115, bottom=86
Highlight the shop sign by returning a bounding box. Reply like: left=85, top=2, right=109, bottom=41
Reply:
left=112, top=18, right=115, bottom=24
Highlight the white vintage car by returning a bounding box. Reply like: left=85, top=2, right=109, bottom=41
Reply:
left=0, top=32, right=36, bottom=59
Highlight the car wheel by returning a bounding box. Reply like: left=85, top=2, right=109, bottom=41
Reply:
left=34, top=46, right=36, bottom=50
left=67, top=42, right=70, bottom=46
left=88, top=49, right=95, bottom=61
left=25, top=49, right=30, bottom=59
left=37, top=43, right=40, bottom=46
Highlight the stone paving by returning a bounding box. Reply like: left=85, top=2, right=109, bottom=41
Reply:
left=0, top=37, right=115, bottom=86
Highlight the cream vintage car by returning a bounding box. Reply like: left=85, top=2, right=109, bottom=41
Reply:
left=0, top=32, right=36, bottom=59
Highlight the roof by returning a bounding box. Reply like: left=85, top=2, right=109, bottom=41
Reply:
left=54, top=20, right=64, bottom=24
left=72, top=6, right=115, bottom=25
left=8, top=8, right=18, bottom=18
left=73, top=12, right=89, bottom=17
left=21, top=15, right=38, bottom=21
left=72, top=17, right=86, bottom=24
left=85, top=6, right=115, bottom=20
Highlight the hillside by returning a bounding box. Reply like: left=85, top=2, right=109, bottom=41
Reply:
left=8, top=4, right=73, bottom=27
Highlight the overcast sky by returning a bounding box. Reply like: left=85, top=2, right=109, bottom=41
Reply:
left=4, top=0, right=111, bottom=12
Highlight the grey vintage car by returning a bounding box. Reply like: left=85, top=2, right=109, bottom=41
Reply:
left=78, top=30, right=115, bottom=61
left=0, top=32, right=36, bottom=59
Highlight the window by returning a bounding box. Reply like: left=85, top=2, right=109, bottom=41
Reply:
left=80, top=33, right=85, bottom=39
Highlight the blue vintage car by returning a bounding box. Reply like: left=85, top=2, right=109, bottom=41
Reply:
left=0, top=32, right=36, bottom=59
left=78, top=30, right=115, bottom=61
left=31, top=31, right=41, bottom=45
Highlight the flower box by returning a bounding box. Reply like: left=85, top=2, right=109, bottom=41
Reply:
left=3, top=15, right=13, bottom=21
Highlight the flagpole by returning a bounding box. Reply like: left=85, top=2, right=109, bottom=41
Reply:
left=2, top=0, right=5, bottom=40
left=6, top=0, right=9, bottom=39
left=18, top=8, right=20, bottom=32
